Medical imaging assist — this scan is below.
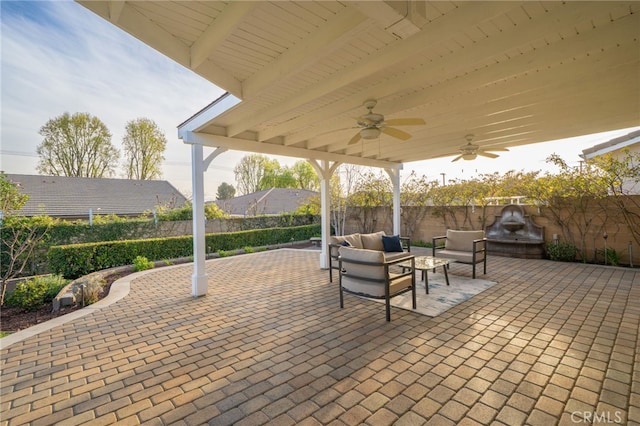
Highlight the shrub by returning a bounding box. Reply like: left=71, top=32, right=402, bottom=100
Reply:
left=545, top=242, right=578, bottom=262
left=597, top=248, right=620, bottom=266
left=5, top=275, right=69, bottom=311
left=133, top=256, right=154, bottom=272
left=49, top=224, right=321, bottom=278
left=73, top=275, right=105, bottom=305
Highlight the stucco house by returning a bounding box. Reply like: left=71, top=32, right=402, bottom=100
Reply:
left=581, top=130, right=640, bottom=195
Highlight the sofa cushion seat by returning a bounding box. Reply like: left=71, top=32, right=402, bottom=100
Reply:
left=435, top=249, right=481, bottom=264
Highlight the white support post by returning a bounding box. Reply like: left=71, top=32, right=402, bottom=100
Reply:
left=309, top=159, right=339, bottom=269
left=190, top=141, right=229, bottom=297
left=386, top=166, right=402, bottom=236
left=191, top=143, right=208, bottom=297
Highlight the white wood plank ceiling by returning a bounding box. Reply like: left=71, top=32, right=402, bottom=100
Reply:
left=78, top=1, right=639, bottom=168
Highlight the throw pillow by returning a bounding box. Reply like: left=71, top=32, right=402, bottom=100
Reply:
left=341, top=240, right=352, bottom=247
left=382, top=235, right=403, bottom=252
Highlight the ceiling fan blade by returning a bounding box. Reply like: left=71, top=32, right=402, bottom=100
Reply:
left=385, top=118, right=426, bottom=126
left=478, top=151, right=499, bottom=159
left=348, top=132, right=362, bottom=145
left=451, top=154, right=464, bottom=162
left=485, top=148, right=509, bottom=152
left=381, top=127, right=411, bottom=141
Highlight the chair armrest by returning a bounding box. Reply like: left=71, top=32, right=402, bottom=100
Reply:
left=400, top=236, right=411, bottom=252
left=328, top=243, right=342, bottom=259
left=388, top=255, right=415, bottom=282
left=472, top=238, right=487, bottom=253
left=386, top=253, right=414, bottom=266
left=432, top=235, right=446, bottom=245
left=432, top=235, right=446, bottom=255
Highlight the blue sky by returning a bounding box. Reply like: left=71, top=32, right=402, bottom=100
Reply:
left=2, top=1, right=638, bottom=200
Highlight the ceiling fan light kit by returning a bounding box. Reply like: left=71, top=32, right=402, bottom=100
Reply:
left=462, top=153, right=477, bottom=161
left=360, top=127, right=381, bottom=139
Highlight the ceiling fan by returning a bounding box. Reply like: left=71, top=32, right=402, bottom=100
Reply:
left=451, top=134, right=509, bottom=162
left=348, top=99, right=425, bottom=145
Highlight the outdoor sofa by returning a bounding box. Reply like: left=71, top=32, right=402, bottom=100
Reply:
left=328, top=231, right=411, bottom=282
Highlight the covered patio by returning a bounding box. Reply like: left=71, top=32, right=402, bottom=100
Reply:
left=3, top=2, right=638, bottom=424
left=76, top=1, right=639, bottom=297
left=1, top=248, right=639, bottom=424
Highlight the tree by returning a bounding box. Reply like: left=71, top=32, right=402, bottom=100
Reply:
left=0, top=173, right=52, bottom=305
left=1, top=172, right=28, bottom=215
left=521, top=154, right=610, bottom=261
left=330, top=164, right=362, bottom=235
left=291, top=161, right=320, bottom=191
left=258, top=158, right=296, bottom=190
left=401, top=172, right=438, bottom=237
left=216, top=182, right=236, bottom=200
left=347, top=170, right=392, bottom=233
left=234, top=154, right=270, bottom=195
left=37, top=112, right=119, bottom=177
left=122, top=118, right=167, bottom=180
left=588, top=148, right=640, bottom=249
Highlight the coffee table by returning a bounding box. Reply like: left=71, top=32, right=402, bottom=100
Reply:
left=400, top=255, right=453, bottom=294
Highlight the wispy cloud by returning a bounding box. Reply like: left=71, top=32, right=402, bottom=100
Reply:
left=0, top=0, right=234, bottom=197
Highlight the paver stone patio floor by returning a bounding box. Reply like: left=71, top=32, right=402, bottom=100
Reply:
left=1, top=248, right=639, bottom=425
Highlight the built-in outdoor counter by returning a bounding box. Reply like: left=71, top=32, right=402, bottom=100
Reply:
left=485, top=204, right=545, bottom=259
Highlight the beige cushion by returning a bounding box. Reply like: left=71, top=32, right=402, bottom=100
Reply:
left=436, top=249, right=483, bottom=264
left=360, top=231, right=385, bottom=251
left=330, top=233, right=363, bottom=249
left=339, top=246, right=384, bottom=264
left=339, top=247, right=385, bottom=279
left=445, top=230, right=484, bottom=252
left=330, top=233, right=363, bottom=258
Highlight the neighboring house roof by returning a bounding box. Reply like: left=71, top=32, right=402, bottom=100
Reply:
left=581, top=130, right=640, bottom=160
left=214, top=188, right=317, bottom=216
left=5, top=174, right=187, bottom=218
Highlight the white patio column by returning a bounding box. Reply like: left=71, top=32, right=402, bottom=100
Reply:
left=191, top=143, right=207, bottom=296
left=190, top=140, right=228, bottom=297
left=386, top=165, right=402, bottom=236
left=309, top=159, right=340, bottom=269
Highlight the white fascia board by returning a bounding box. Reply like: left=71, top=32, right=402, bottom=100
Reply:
left=582, top=136, right=640, bottom=160
left=178, top=93, right=241, bottom=139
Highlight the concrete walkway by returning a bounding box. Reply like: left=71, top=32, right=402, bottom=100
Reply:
left=1, top=248, right=638, bottom=425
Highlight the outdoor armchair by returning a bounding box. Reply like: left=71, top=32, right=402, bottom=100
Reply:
left=432, top=230, right=487, bottom=279
left=338, top=246, right=415, bottom=322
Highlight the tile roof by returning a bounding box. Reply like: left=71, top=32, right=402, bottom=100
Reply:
left=213, top=187, right=317, bottom=216
left=5, top=174, right=187, bottom=218
left=581, top=129, right=640, bottom=160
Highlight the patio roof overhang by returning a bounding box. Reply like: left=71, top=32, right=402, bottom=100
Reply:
left=77, top=1, right=640, bottom=167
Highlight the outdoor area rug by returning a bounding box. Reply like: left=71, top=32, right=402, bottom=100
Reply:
left=362, top=273, right=497, bottom=317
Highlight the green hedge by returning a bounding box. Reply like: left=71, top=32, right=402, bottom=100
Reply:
left=48, top=224, right=321, bottom=278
